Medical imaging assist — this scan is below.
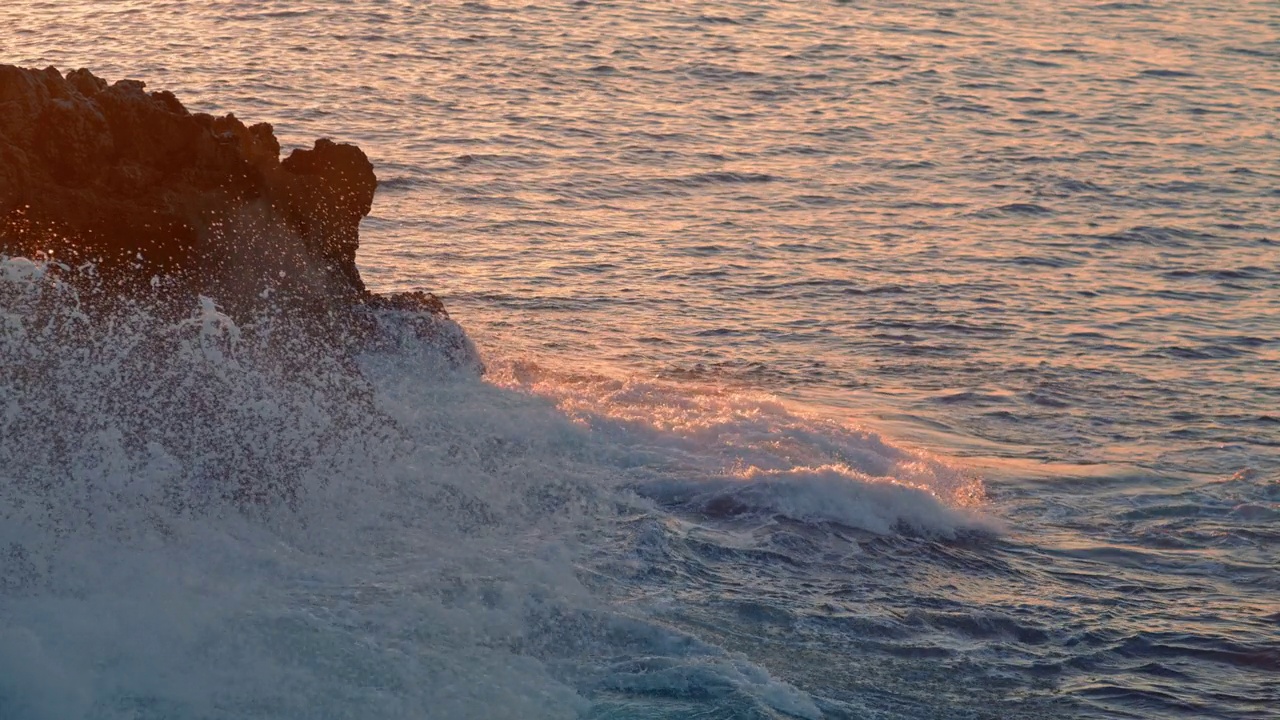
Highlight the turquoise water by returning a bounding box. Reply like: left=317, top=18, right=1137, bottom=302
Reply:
left=2, top=1, right=1278, bottom=718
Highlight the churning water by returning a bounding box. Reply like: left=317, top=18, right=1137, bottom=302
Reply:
left=2, top=1, right=1278, bottom=718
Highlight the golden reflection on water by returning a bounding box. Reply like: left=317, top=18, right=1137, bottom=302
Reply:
left=2, top=0, right=1277, bottom=470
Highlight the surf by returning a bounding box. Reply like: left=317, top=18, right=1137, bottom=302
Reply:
left=0, top=252, right=994, bottom=719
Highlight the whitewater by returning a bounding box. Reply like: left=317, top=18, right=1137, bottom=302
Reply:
left=1, top=256, right=987, bottom=719
left=2, top=1, right=1278, bottom=718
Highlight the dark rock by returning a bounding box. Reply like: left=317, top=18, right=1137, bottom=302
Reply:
left=0, top=64, right=418, bottom=329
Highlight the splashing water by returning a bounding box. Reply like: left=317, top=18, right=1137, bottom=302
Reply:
left=1, top=257, right=991, bottom=719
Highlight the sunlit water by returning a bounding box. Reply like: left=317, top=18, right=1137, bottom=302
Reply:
left=2, top=1, right=1278, bottom=718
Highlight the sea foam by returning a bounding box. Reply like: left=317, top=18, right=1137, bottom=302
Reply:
left=0, top=256, right=987, bottom=719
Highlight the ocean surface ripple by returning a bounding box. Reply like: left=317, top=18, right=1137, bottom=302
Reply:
left=2, top=1, right=1278, bottom=718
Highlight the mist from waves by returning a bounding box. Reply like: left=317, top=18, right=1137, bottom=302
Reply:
left=0, top=256, right=988, bottom=720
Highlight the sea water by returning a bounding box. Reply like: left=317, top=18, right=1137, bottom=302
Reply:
left=1, top=1, right=1277, bottom=718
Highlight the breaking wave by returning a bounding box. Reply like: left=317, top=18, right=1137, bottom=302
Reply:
left=0, top=256, right=990, bottom=719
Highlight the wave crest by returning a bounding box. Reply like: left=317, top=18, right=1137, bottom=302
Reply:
left=491, top=359, right=993, bottom=537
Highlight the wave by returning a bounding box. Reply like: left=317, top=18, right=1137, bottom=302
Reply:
left=1, top=256, right=597, bottom=718
left=639, top=465, right=989, bottom=537
left=0, top=256, right=989, bottom=718
left=489, top=360, right=993, bottom=538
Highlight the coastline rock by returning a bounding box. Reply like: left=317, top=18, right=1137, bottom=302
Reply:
left=0, top=64, right=439, bottom=327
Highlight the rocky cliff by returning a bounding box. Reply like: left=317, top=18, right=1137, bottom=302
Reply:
left=0, top=64, right=428, bottom=326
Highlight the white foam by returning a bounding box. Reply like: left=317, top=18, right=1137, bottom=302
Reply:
left=0, top=257, right=595, bottom=718
left=488, top=357, right=994, bottom=537
left=0, top=256, right=989, bottom=717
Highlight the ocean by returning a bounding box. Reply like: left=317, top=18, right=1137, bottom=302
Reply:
left=1, top=1, right=1278, bottom=718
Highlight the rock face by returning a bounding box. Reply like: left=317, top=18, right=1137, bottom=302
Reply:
left=0, top=65, right=405, bottom=323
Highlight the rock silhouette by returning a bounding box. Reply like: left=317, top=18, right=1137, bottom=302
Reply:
left=0, top=64, right=434, bottom=326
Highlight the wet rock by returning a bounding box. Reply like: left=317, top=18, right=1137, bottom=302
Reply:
left=0, top=64, right=410, bottom=327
